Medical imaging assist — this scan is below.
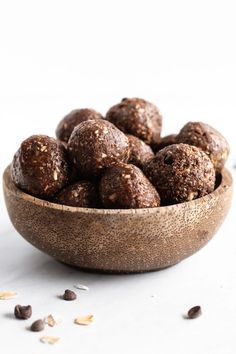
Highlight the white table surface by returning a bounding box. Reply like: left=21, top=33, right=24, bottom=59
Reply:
left=1, top=1, right=236, bottom=353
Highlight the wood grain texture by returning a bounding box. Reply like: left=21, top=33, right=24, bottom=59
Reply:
left=3, top=165, right=233, bottom=273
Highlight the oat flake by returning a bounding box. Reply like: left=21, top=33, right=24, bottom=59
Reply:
left=74, top=315, right=94, bottom=325
left=0, top=291, right=17, bottom=300
left=44, top=314, right=62, bottom=327
left=74, top=284, right=89, bottom=291
left=40, top=336, right=60, bottom=345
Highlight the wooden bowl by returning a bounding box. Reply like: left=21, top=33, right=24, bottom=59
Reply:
left=3, top=165, right=233, bottom=273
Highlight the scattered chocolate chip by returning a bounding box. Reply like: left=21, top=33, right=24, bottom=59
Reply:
left=187, top=305, right=202, bottom=319
left=14, top=304, right=32, bottom=319
left=62, top=289, right=77, bottom=301
left=30, top=319, right=45, bottom=332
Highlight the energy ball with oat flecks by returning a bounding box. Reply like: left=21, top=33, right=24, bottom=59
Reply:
left=99, top=163, right=160, bottom=209
left=54, top=181, right=99, bottom=208
left=176, top=122, right=229, bottom=172
left=11, top=135, right=69, bottom=198
left=56, top=108, right=103, bottom=143
left=145, top=143, right=215, bottom=205
left=127, top=134, right=154, bottom=169
left=106, top=98, right=162, bottom=145
left=67, top=119, right=130, bottom=178
left=155, top=134, right=177, bottom=152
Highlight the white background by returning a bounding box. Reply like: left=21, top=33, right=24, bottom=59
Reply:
left=0, top=0, right=236, bottom=353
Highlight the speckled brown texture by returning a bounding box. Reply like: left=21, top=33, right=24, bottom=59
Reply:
left=106, top=98, right=162, bottom=145
left=155, top=134, right=177, bottom=152
left=176, top=122, right=230, bottom=172
left=100, top=163, right=160, bottom=208
left=54, top=181, right=99, bottom=208
left=56, top=109, right=103, bottom=143
left=145, top=144, right=216, bottom=205
left=67, top=119, right=130, bottom=178
left=3, top=165, right=232, bottom=273
left=127, top=134, right=154, bottom=169
left=11, top=135, right=69, bottom=198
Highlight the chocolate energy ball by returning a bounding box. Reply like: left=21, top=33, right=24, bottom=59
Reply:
left=99, top=163, right=160, bottom=209
left=54, top=181, right=99, bottom=207
left=67, top=119, right=130, bottom=178
left=11, top=135, right=69, bottom=198
left=155, top=134, right=177, bottom=152
left=127, top=134, right=154, bottom=169
left=106, top=98, right=162, bottom=145
left=56, top=108, right=103, bottom=143
left=176, top=122, right=229, bottom=172
left=145, top=143, right=215, bottom=205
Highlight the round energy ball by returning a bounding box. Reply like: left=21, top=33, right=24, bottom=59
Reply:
left=127, top=134, right=154, bottom=169
left=99, top=163, right=160, bottom=209
left=11, top=135, right=69, bottom=198
left=145, top=143, right=215, bottom=205
left=67, top=119, right=130, bottom=178
left=54, top=181, right=99, bottom=207
left=176, top=122, right=229, bottom=172
left=56, top=108, right=103, bottom=143
left=106, top=98, right=162, bottom=145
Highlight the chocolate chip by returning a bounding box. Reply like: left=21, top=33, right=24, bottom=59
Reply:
left=187, top=305, right=202, bottom=319
left=30, top=319, right=45, bottom=332
left=62, top=289, right=77, bottom=301
left=14, top=305, right=32, bottom=319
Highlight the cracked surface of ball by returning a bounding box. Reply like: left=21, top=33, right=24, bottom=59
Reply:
left=176, top=122, right=229, bottom=172
left=56, top=108, right=103, bottom=143
left=145, top=143, right=215, bottom=205
left=11, top=135, right=69, bottom=198
left=106, top=98, right=162, bottom=145
left=67, top=119, right=130, bottom=178
left=100, top=163, right=160, bottom=208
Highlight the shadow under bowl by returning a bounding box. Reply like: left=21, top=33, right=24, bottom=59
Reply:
left=3, top=165, right=233, bottom=273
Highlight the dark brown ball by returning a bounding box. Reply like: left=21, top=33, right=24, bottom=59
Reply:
left=176, top=122, right=229, bottom=172
left=54, top=181, right=99, bottom=208
left=99, top=163, right=160, bottom=209
left=155, top=134, right=177, bottom=152
left=145, top=143, right=215, bottom=205
left=11, top=135, right=69, bottom=198
left=67, top=119, right=130, bottom=178
left=106, top=98, right=162, bottom=145
left=127, top=134, right=154, bottom=169
left=56, top=108, right=103, bottom=143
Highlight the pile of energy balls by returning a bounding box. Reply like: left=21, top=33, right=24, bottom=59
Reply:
left=11, top=98, right=229, bottom=208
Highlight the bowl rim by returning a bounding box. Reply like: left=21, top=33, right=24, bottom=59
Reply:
left=3, top=165, right=233, bottom=215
